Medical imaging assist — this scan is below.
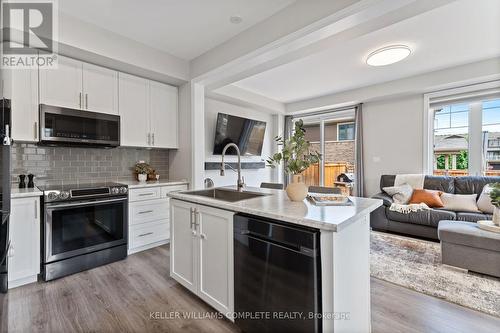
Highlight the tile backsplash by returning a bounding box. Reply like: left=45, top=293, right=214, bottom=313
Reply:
left=11, top=143, right=169, bottom=185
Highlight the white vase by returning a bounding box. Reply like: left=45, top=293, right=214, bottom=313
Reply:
left=286, top=174, right=308, bottom=202
left=493, top=207, right=500, bottom=226
left=138, top=173, right=147, bottom=182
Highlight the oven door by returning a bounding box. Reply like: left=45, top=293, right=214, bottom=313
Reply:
left=44, top=197, right=127, bottom=263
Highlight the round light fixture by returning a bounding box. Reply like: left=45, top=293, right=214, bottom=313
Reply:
left=366, top=45, right=411, bottom=66
left=230, top=15, right=243, bottom=24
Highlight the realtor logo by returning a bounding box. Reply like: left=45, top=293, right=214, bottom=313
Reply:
left=1, top=0, right=58, bottom=68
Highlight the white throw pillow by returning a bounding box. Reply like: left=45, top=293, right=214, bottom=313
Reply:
left=477, top=185, right=495, bottom=214
left=440, top=193, right=480, bottom=213
left=382, top=183, right=414, bottom=204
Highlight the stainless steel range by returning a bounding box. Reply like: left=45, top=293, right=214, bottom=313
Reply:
left=39, top=182, right=128, bottom=281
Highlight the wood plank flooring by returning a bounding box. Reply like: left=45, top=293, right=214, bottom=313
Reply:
left=1, top=245, right=499, bottom=333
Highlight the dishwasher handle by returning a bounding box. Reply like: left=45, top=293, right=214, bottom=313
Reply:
left=240, top=230, right=316, bottom=256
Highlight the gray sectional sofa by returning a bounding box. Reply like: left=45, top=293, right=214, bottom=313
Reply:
left=370, top=175, right=500, bottom=240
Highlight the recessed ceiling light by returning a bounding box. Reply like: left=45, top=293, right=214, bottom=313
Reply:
left=366, top=45, right=411, bottom=66
left=230, top=15, right=243, bottom=24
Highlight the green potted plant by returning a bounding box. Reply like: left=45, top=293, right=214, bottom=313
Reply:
left=135, top=161, right=152, bottom=182
left=267, top=120, right=321, bottom=201
left=490, top=183, right=500, bottom=226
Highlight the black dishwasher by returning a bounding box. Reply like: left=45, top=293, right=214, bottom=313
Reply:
left=233, top=214, right=321, bottom=333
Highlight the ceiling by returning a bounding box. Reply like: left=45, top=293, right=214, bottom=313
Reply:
left=59, top=0, right=295, bottom=60
left=233, top=0, right=500, bottom=103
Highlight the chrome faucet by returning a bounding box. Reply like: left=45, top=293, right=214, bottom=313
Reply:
left=220, top=143, right=245, bottom=191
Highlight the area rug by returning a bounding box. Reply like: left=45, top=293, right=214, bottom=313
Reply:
left=370, top=231, right=500, bottom=317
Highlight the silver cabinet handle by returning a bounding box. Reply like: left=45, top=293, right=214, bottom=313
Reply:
left=85, top=93, right=88, bottom=109
left=34, top=122, right=38, bottom=140
left=190, top=207, right=195, bottom=230
left=34, top=201, right=38, bottom=219
left=195, top=209, right=200, bottom=227
left=147, top=133, right=151, bottom=145
left=79, top=92, right=82, bottom=108
left=152, top=133, right=155, bottom=146
left=138, top=192, right=154, bottom=197
left=138, top=232, right=153, bottom=237
left=138, top=210, right=153, bottom=215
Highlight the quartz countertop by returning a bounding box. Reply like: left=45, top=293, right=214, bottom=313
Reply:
left=168, top=186, right=382, bottom=232
left=11, top=186, right=43, bottom=198
left=117, top=179, right=189, bottom=189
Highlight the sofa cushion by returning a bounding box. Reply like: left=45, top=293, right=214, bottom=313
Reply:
left=454, top=176, right=500, bottom=196
left=386, top=208, right=456, bottom=227
left=438, top=220, right=500, bottom=252
left=456, top=212, right=492, bottom=222
left=382, top=183, right=413, bottom=204
left=371, top=192, right=394, bottom=207
left=423, top=175, right=455, bottom=193
left=380, top=175, right=396, bottom=190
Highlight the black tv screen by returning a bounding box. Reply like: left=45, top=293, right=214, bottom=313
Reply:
left=213, top=113, right=266, bottom=156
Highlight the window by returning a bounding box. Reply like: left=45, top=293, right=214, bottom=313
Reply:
left=337, top=122, right=355, bottom=141
left=426, top=82, right=500, bottom=177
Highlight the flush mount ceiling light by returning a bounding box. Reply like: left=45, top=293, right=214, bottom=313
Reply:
left=230, top=15, right=243, bottom=24
left=366, top=45, right=411, bottom=66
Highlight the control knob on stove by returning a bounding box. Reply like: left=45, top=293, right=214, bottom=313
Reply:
left=47, top=192, right=58, bottom=201
left=111, top=187, right=120, bottom=194
left=119, top=187, right=128, bottom=194
left=59, top=191, right=70, bottom=200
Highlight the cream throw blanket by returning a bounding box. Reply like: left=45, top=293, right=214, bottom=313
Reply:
left=390, top=174, right=428, bottom=214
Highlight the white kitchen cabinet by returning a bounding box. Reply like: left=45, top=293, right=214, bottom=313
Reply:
left=3, top=68, right=39, bottom=142
left=82, top=62, right=118, bottom=114
left=118, top=73, right=150, bottom=147
left=170, top=199, right=234, bottom=316
left=40, top=55, right=83, bottom=109
left=8, top=197, right=40, bottom=288
left=119, top=74, right=178, bottom=149
left=128, top=184, right=187, bottom=254
left=150, top=81, right=178, bottom=148
left=40, top=55, right=118, bottom=114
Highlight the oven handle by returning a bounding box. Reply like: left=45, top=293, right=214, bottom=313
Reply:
left=45, top=197, right=127, bottom=209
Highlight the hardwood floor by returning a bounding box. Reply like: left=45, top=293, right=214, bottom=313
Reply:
left=1, top=245, right=499, bottom=333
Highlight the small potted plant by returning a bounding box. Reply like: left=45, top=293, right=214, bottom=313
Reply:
left=267, top=120, right=321, bottom=201
left=135, top=161, right=152, bottom=182
left=490, top=183, right=500, bottom=226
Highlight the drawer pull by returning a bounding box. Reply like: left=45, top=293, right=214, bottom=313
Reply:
left=138, top=210, right=154, bottom=214
left=138, top=232, right=154, bottom=237
left=139, top=193, right=155, bottom=196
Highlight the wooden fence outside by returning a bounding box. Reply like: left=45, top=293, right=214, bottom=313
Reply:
left=433, top=170, right=500, bottom=177
left=301, top=163, right=348, bottom=187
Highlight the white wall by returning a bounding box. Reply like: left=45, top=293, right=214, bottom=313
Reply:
left=204, top=98, right=276, bottom=187
left=363, top=96, right=424, bottom=196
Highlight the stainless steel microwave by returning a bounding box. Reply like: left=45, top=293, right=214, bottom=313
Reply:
left=39, top=104, right=120, bottom=147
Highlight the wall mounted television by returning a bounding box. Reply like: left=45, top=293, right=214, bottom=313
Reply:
left=213, top=113, right=266, bottom=156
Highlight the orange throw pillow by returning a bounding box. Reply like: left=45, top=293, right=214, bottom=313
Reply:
left=408, top=189, right=444, bottom=208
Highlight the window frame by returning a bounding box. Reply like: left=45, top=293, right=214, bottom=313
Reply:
left=423, top=81, right=500, bottom=176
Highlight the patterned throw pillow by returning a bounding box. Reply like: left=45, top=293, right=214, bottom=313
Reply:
left=382, top=183, right=414, bottom=204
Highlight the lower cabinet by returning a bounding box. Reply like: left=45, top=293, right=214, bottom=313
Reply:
left=128, top=185, right=187, bottom=254
left=8, top=197, right=40, bottom=288
left=170, top=199, right=234, bottom=317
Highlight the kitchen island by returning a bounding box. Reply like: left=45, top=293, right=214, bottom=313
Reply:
left=168, top=186, right=382, bottom=333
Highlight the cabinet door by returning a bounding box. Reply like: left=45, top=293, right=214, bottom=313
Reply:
left=82, top=63, right=118, bottom=114
left=39, top=56, right=83, bottom=109
left=5, top=68, right=39, bottom=141
left=197, top=205, right=234, bottom=314
left=118, top=73, right=150, bottom=147
left=8, top=197, right=40, bottom=286
left=170, top=200, right=197, bottom=293
left=150, top=81, right=178, bottom=148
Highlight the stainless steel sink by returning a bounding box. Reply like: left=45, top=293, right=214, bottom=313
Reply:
left=185, top=188, right=268, bottom=202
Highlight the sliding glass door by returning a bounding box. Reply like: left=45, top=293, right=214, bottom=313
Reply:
left=290, top=109, right=356, bottom=194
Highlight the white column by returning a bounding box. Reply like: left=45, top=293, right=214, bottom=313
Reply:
left=191, top=82, right=205, bottom=189
left=469, top=102, right=483, bottom=176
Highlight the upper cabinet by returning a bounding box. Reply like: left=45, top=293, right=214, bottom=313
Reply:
left=118, top=73, right=150, bottom=147
left=82, top=62, right=118, bottom=114
left=119, top=73, right=178, bottom=149
left=40, top=55, right=118, bottom=114
left=150, top=81, right=178, bottom=149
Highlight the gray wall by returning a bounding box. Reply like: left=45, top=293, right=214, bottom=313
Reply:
left=11, top=143, right=169, bottom=185
left=363, top=95, right=424, bottom=196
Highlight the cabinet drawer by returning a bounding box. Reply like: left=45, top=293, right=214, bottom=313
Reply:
left=129, top=199, right=168, bottom=225
left=161, top=185, right=188, bottom=198
left=129, top=187, right=161, bottom=202
left=129, top=220, right=169, bottom=249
